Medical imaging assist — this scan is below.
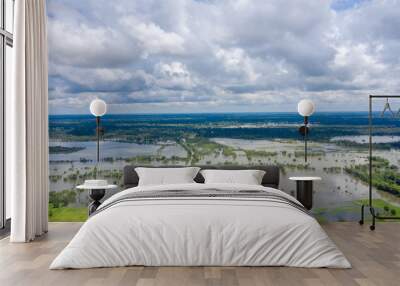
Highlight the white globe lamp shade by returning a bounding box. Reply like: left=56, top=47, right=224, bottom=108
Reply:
left=297, top=99, right=315, bottom=117
left=90, top=99, right=107, bottom=117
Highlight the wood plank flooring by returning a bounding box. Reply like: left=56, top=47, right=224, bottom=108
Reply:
left=0, top=222, right=399, bottom=286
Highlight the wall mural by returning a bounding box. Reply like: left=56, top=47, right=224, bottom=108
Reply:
left=47, top=0, right=400, bottom=222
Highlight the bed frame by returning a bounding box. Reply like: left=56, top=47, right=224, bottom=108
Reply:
left=123, top=165, right=280, bottom=189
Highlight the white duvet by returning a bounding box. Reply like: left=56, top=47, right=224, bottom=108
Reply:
left=50, top=183, right=351, bottom=269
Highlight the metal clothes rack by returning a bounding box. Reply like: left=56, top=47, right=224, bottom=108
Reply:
left=359, top=95, right=400, bottom=230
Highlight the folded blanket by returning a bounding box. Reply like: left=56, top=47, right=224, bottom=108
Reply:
left=93, top=188, right=310, bottom=217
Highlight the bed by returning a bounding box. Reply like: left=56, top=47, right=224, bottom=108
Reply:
left=50, top=165, right=350, bottom=269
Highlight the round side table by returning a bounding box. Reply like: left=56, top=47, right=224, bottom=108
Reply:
left=76, top=184, right=117, bottom=215
left=289, top=177, right=321, bottom=210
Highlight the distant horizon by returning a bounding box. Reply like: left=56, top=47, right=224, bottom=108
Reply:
left=49, top=110, right=377, bottom=116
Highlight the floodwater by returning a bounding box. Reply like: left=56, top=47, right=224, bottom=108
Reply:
left=49, top=138, right=392, bottom=217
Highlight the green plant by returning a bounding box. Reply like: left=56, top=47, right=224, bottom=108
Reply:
left=49, top=190, right=76, bottom=208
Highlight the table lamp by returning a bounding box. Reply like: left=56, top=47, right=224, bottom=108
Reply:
left=90, top=99, right=107, bottom=163
left=297, top=99, right=315, bottom=162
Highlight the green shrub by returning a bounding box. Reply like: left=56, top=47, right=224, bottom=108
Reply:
left=49, top=189, right=76, bottom=208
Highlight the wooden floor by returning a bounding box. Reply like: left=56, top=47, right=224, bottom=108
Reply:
left=0, top=222, right=399, bottom=286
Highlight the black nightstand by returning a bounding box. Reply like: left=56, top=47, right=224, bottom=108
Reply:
left=289, top=177, right=321, bottom=210
left=76, top=184, right=117, bottom=215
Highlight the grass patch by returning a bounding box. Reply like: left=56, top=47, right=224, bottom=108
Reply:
left=313, top=199, right=400, bottom=223
left=355, top=199, right=400, bottom=217
left=243, top=150, right=277, bottom=161
left=179, top=137, right=237, bottom=164
left=345, top=156, right=400, bottom=197
left=49, top=207, right=88, bottom=222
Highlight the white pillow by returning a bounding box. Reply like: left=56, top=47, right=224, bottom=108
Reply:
left=135, top=167, right=200, bottom=186
left=200, top=169, right=266, bottom=185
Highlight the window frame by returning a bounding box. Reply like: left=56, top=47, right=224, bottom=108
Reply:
left=0, top=0, right=13, bottom=231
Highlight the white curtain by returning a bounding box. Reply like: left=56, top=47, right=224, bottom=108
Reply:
left=9, top=0, right=49, bottom=242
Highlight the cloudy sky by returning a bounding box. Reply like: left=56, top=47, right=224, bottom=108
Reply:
left=47, top=0, right=400, bottom=114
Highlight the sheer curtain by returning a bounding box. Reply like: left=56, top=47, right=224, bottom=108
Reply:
left=8, top=0, right=49, bottom=242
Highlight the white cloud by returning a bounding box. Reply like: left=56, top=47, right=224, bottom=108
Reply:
left=120, top=16, right=185, bottom=57
left=48, top=6, right=136, bottom=68
left=215, top=48, right=260, bottom=82
left=154, top=62, right=195, bottom=89
left=47, top=0, right=400, bottom=113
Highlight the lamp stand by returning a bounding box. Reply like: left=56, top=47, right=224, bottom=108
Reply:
left=299, top=116, right=309, bottom=162
left=94, top=116, right=103, bottom=179
left=305, top=128, right=308, bottom=162
left=96, top=116, right=100, bottom=163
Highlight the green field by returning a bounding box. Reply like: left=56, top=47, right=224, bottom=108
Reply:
left=49, top=206, right=88, bottom=222
left=345, top=156, right=400, bottom=197
left=313, top=199, right=400, bottom=223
